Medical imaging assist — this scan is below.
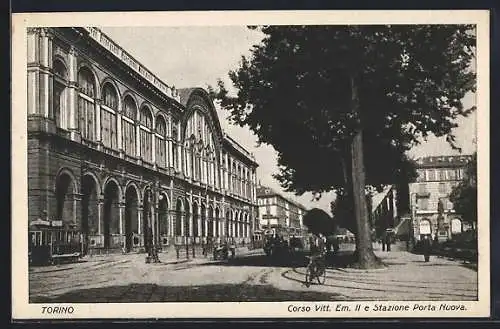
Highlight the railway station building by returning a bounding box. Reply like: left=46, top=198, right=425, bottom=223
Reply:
left=27, top=27, right=259, bottom=255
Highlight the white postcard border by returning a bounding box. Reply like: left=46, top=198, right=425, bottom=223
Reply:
left=11, top=10, right=490, bottom=319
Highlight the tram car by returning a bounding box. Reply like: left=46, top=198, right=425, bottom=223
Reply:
left=29, top=219, right=83, bottom=266
left=251, top=230, right=265, bottom=250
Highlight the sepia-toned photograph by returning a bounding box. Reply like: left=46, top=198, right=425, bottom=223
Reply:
left=11, top=10, right=490, bottom=319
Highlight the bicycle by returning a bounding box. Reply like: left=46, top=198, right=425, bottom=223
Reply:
left=304, top=254, right=326, bottom=287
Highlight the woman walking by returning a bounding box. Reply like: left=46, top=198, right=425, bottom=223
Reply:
left=422, top=235, right=432, bottom=262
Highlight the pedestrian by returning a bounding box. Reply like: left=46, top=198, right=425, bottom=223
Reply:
left=422, top=234, right=432, bottom=262
left=381, top=232, right=386, bottom=251
left=385, top=232, right=392, bottom=252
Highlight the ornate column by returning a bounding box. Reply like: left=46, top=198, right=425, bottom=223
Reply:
left=95, top=99, right=102, bottom=143
left=221, top=209, right=225, bottom=237
left=118, top=201, right=125, bottom=248
left=151, top=132, right=156, bottom=164
left=239, top=167, right=243, bottom=197
left=136, top=122, right=141, bottom=158
left=151, top=201, right=156, bottom=245
left=39, top=28, right=51, bottom=118
left=118, top=201, right=125, bottom=235
left=219, top=153, right=225, bottom=190
left=137, top=205, right=143, bottom=235
left=183, top=145, right=187, bottom=176
left=180, top=211, right=185, bottom=236
left=67, top=46, right=78, bottom=131
left=204, top=206, right=209, bottom=237
left=177, top=139, right=182, bottom=173
left=189, top=193, right=194, bottom=237
left=197, top=205, right=202, bottom=239
left=27, top=29, right=39, bottom=115
left=97, top=198, right=104, bottom=236
left=252, top=170, right=257, bottom=202
left=73, top=193, right=82, bottom=230
left=117, top=109, right=123, bottom=153
left=213, top=210, right=217, bottom=237
left=227, top=156, right=232, bottom=193
left=168, top=139, right=173, bottom=169
left=243, top=168, right=247, bottom=199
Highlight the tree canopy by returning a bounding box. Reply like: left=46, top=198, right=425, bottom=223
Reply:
left=449, top=153, right=477, bottom=225
left=212, top=25, right=475, bottom=196
left=211, top=25, right=476, bottom=267
left=302, top=208, right=337, bottom=236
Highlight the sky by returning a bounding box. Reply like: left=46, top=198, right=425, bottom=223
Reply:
left=100, top=26, right=477, bottom=212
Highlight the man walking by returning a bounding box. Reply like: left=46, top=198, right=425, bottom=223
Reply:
left=422, top=235, right=432, bottom=262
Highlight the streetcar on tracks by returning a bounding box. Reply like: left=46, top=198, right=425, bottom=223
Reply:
left=29, top=219, right=83, bottom=266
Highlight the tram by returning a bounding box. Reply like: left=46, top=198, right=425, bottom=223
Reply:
left=29, top=219, right=83, bottom=265
left=251, top=230, right=265, bottom=249
left=262, top=227, right=307, bottom=256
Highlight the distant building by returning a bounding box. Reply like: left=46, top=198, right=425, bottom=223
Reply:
left=256, top=185, right=307, bottom=235
left=409, top=155, right=474, bottom=241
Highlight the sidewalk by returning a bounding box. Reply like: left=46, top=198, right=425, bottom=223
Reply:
left=274, top=250, right=478, bottom=301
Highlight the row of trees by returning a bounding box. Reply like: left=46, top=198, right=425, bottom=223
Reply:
left=211, top=25, right=476, bottom=268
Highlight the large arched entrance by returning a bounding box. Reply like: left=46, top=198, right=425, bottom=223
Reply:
left=143, top=188, right=154, bottom=252
left=81, top=174, right=99, bottom=254
left=103, top=180, right=120, bottom=249
left=124, top=185, right=139, bottom=252
left=158, top=194, right=169, bottom=245
left=55, top=171, right=76, bottom=224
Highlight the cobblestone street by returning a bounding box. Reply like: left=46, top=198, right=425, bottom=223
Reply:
left=29, top=246, right=478, bottom=303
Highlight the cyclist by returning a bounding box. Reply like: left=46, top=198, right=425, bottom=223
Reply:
left=310, top=235, right=326, bottom=268
left=304, top=234, right=327, bottom=286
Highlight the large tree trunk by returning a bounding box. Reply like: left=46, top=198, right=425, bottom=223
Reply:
left=349, top=74, right=378, bottom=269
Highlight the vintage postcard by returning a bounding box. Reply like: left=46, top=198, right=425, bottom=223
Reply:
left=11, top=10, right=490, bottom=319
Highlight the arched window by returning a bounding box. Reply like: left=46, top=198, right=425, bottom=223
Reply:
left=155, top=115, right=167, bottom=168
left=122, top=95, right=137, bottom=156
left=53, top=59, right=68, bottom=129
left=100, top=83, right=118, bottom=149
left=139, top=106, right=153, bottom=162
left=102, top=83, right=118, bottom=109
left=77, top=67, right=96, bottom=140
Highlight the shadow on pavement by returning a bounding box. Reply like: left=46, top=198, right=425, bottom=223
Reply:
left=281, top=269, right=477, bottom=300
left=30, top=283, right=344, bottom=303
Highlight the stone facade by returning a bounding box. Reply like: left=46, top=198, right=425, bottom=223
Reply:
left=256, top=185, right=307, bottom=234
left=409, top=155, right=473, bottom=241
left=27, top=27, right=259, bottom=254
